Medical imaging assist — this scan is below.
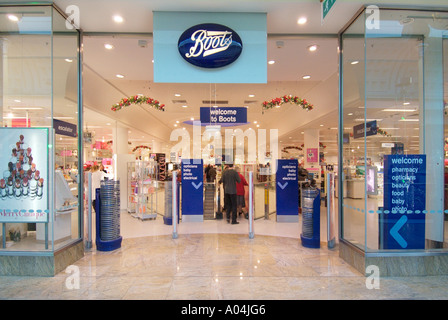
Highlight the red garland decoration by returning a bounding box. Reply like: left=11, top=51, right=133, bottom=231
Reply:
left=132, top=145, right=151, bottom=153
left=300, top=143, right=326, bottom=149
left=111, top=95, right=165, bottom=112
left=282, top=146, right=303, bottom=154
left=262, top=95, right=314, bottom=112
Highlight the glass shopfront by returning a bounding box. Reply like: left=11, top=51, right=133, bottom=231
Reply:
left=340, top=7, right=448, bottom=258
left=0, top=4, right=82, bottom=274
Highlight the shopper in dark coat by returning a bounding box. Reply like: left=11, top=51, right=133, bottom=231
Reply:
left=219, top=164, right=241, bottom=224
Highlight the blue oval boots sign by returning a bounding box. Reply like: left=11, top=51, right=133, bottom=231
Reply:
left=178, top=23, right=243, bottom=68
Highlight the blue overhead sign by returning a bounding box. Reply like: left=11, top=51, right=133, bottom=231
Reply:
left=199, top=107, right=248, bottom=126
left=353, top=120, right=377, bottom=139
left=276, top=159, right=299, bottom=222
left=153, top=11, right=267, bottom=83
left=181, top=159, right=203, bottom=221
left=382, top=154, right=426, bottom=249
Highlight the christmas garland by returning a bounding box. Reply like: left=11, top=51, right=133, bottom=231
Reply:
left=111, top=95, right=165, bottom=112
left=262, top=95, right=313, bottom=112
left=132, top=145, right=151, bottom=153
left=377, top=128, right=391, bottom=137
left=282, top=146, right=303, bottom=154
left=301, top=143, right=326, bottom=149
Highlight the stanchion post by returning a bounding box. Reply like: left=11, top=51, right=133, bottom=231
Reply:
left=86, top=172, right=92, bottom=249
left=249, top=171, right=254, bottom=239
left=264, top=182, right=269, bottom=220
left=172, top=171, right=178, bottom=239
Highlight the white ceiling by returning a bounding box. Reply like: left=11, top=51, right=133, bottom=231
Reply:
left=3, top=0, right=448, bottom=160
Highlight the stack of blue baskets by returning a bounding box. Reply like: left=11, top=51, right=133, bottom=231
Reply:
left=96, top=179, right=122, bottom=251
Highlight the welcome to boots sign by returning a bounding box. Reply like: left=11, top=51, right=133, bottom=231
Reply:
left=0, top=128, right=49, bottom=223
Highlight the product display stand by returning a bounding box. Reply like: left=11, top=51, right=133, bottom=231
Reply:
left=129, top=160, right=158, bottom=220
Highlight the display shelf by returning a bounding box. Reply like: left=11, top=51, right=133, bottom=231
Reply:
left=127, top=160, right=159, bottom=220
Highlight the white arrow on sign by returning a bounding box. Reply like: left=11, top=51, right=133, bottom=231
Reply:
left=192, top=182, right=203, bottom=190
left=277, top=182, right=288, bottom=190
left=390, top=215, right=408, bottom=248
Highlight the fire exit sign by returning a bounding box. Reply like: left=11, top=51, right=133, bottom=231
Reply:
left=322, top=0, right=337, bottom=20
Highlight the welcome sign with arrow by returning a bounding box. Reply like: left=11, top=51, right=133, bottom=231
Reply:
left=382, top=154, right=426, bottom=249
left=276, top=159, right=299, bottom=222
left=181, top=159, right=204, bottom=221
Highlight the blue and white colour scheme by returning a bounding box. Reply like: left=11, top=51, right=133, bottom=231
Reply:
left=181, top=159, right=204, bottom=222
left=382, top=154, right=426, bottom=249
left=276, top=159, right=299, bottom=222
left=198, top=107, right=248, bottom=126
left=153, top=11, right=267, bottom=83
left=178, top=23, right=243, bottom=69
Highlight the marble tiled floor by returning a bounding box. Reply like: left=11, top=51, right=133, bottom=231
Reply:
left=1, top=212, right=448, bottom=300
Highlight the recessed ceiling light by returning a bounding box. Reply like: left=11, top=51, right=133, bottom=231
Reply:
left=347, top=113, right=353, bottom=116
left=308, top=45, right=318, bottom=52
left=403, top=102, right=410, bottom=105
left=113, top=15, right=124, bottom=23
left=320, top=124, right=324, bottom=127
left=254, top=121, right=257, bottom=124
left=104, top=44, right=114, bottom=50
left=248, top=94, right=255, bottom=98
left=174, top=124, right=178, bottom=127
left=190, top=117, right=194, bottom=121
left=182, top=105, right=188, bottom=108
left=297, top=17, right=307, bottom=25
left=14, top=99, right=21, bottom=103
left=8, top=14, right=19, bottom=22
left=116, top=74, right=125, bottom=78
left=302, top=75, right=311, bottom=80
left=351, top=60, right=359, bottom=65
left=382, top=108, right=416, bottom=112
left=268, top=60, right=275, bottom=65
left=65, top=58, right=73, bottom=63
left=175, top=93, right=181, bottom=97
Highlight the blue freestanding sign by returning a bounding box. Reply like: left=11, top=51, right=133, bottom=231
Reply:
left=181, top=159, right=204, bottom=222
left=382, top=154, right=426, bottom=249
left=276, top=159, right=299, bottom=222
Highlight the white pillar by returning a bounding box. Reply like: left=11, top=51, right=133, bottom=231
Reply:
left=304, top=129, right=320, bottom=173
left=112, top=126, right=129, bottom=155
left=112, top=126, right=134, bottom=210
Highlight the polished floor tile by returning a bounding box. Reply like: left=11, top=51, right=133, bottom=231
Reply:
left=1, top=211, right=448, bottom=300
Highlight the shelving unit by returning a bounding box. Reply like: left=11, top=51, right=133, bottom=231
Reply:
left=127, top=160, right=159, bottom=220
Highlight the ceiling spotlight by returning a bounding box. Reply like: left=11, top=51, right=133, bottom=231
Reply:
left=104, top=44, right=114, bottom=50
left=248, top=94, right=255, bottom=98
left=7, top=14, right=19, bottom=22
left=116, top=74, right=125, bottom=78
left=65, top=58, right=73, bottom=63
left=182, top=105, right=188, bottom=108
left=175, top=93, right=181, bottom=97
left=308, top=45, right=318, bottom=52
left=297, top=17, right=307, bottom=25
left=351, top=60, right=359, bottom=65
left=268, top=60, right=275, bottom=65
left=302, top=75, right=311, bottom=80
left=113, top=15, right=124, bottom=23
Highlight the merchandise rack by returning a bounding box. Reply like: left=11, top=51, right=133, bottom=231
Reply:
left=127, top=160, right=159, bottom=220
